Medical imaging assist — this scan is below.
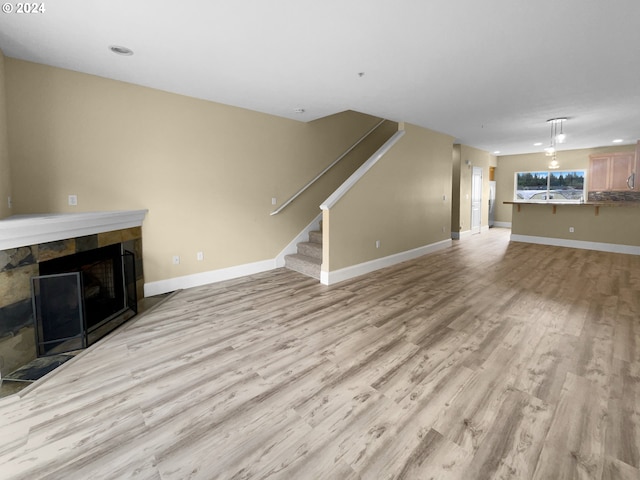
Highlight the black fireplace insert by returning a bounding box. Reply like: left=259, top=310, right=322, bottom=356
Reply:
left=31, top=243, right=137, bottom=356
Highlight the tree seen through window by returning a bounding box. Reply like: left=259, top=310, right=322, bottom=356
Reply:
left=516, top=170, right=585, bottom=201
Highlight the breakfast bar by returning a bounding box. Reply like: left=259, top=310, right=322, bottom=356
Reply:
left=504, top=201, right=640, bottom=255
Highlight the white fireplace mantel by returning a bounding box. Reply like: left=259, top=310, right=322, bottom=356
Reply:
left=0, top=210, right=148, bottom=250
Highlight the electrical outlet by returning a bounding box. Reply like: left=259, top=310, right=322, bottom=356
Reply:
left=172, top=255, right=180, bottom=265
left=68, top=194, right=78, bottom=206
left=569, top=227, right=575, bottom=233
left=375, top=240, right=381, bottom=249
left=7, top=196, right=11, bottom=209
left=271, top=197, right=277, bottom=205
left=197, top=251, right=204, bottom=261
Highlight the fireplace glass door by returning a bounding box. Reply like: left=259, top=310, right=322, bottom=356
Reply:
left=31, top=246, right=137, bottom=356
left=32, top=272, right=87, bottom=356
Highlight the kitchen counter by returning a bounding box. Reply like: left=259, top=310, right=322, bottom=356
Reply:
left=504, top=201, right=640, bottom=206
left=504, top=200, right=640, bottom=206
left=504, top=201, right=640, bottom=216
left=504, top=201, right=640, bottom=255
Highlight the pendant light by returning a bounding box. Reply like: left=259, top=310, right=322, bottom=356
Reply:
left=545, top=118, right=566, bottom=169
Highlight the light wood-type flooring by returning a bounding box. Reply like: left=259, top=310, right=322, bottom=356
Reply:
left=1, top=228, right=639, bottom=479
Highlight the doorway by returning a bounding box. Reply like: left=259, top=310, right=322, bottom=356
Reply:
left=471, top=167, right=482, bottom=234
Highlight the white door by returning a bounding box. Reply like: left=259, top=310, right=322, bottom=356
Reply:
left=471, top=167, right=482, bottom=234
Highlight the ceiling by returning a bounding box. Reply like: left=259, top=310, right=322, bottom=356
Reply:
left=1, top=0, right=639, bottom=156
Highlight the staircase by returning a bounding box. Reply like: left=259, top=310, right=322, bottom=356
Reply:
left=284, top=229, right=322, bottom=280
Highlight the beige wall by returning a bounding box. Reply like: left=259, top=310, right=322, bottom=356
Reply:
left=5, top=58, right=392, bottom=284
left=453, top=144, right=497, bottom=234
left=0, top=49, right=11, bottom=219
left=325, top=123, right=454, bottom=271
left=495, top=144, right=637, bottom=224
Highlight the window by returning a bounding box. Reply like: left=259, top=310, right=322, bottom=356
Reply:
left=515, top=170, right=585, bottom=202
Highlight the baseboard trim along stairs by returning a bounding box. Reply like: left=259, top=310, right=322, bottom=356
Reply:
left=144, top=236, right=454, bottom=295
left=320, top=239, right=452, bottom=285
left=284, top=228, right=322, bottom=279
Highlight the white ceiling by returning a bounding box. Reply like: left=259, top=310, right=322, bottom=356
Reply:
left=1, top=0, right=639, bottom=156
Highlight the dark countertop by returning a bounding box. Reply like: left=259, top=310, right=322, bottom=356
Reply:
left=504, top=201, right=640, bottom=207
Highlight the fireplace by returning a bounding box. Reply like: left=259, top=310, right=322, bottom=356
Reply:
left=31, top=243, right=137, bottom=356
left=0, top=211, right=147, bottom=380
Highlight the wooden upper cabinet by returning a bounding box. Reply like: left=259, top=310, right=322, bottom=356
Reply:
left=610, top=153, right=635, bottom=190
left=588, top=155, right=610, bottom=191
left=588, top=152, right=637, bottom=191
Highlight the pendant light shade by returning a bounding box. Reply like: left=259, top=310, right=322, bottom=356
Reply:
left=545, top=118, right=567, bottom=169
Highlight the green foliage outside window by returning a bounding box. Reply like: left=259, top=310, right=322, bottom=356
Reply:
left=515, top=170, right=585, bottom=201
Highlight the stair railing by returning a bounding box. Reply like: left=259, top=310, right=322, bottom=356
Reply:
left=320, top=129, right=405, bottom=211
left=270, top=119, right=386, bottom=215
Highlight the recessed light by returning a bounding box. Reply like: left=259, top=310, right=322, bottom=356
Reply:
left=109, top=45, right=133, bottom=56
left=533, top=142, right=543, bottom=146
left=612, top=139, right=623, bottom=143
left=293, top=108, right=305, bottom=114
left=493, top=151, right=501, bottom=155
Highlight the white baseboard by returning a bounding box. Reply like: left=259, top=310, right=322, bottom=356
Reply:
left=452, top=230, right=471, bottom=240
left=453, top=225, right=494, bottom=240
left=320, top=239, right=452, bottom=286
left=144, top=224, right=461, bottom=295
left=144, top=237, right=453, bottom=295
left=510, top=234, right=640, bottom=256
left=145, top=214, right=323, bottom=296
left=493, top=221, right=512, bottom=228
left=274, top=212, right=322, bottom=267
left=144, top=259, right=276, bottom=297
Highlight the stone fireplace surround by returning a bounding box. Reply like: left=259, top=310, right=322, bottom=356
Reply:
left=0, top=210, right=147, bottom=379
